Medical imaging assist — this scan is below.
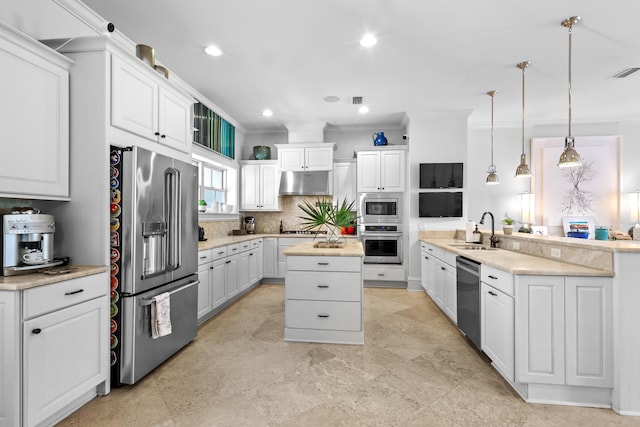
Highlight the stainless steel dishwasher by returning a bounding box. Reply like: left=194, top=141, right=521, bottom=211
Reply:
left=456, top=256, right=481, bottom=350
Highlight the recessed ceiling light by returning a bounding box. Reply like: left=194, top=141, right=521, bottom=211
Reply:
left=323, top=95, right=340, bottom=103
left=358, top=105, right=369, bottom=114
left=205, top=45, right=222, bottom=56
left=262, top=109, right=273, bottom=117
left=360, top=34, right=377, bottom=47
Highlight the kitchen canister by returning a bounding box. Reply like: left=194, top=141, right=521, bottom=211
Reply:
left=595, top=226, right=609, bottom=240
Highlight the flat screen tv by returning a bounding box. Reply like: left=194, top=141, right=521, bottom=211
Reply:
left=419, top=163, right=463, bottom=188
left=419, top=192, right=463, bottom=218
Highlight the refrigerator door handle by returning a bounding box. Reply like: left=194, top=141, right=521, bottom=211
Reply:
left=165, top=167, right=182, bottom=271
left=139, top=280, right=200, bottom=306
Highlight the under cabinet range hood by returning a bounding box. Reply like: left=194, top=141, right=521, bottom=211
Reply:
left=279, top=171, right=331, bottom=195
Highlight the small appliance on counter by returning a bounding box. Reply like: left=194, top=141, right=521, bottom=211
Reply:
left=245, top=216, right=256, bottom=234
left=1, top=207, right=64, bottom=275
left=198, top=226, right=207, bottom=241
left=465, top=221, right=477, bottom=242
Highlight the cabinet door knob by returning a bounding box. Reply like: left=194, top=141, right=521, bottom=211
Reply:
left=32, top=328, right=42, bottom=334
left=154, top=131, right=160, bottom=136
left=160, top=134, right=166, bottom=138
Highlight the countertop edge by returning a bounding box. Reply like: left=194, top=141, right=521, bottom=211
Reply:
left=421, top=238, right=613, bottom=277
left=0, top=265, right=109, bottom=291
left=198, top=233, right=359, bottom=251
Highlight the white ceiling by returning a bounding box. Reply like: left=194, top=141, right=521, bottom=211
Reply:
left=9, top=1, right=640, bottom=132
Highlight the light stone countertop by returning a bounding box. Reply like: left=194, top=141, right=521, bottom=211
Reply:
left=0, top=265, right=109, bottom=291
left=422, top=238, right=613, bottom=277
left=198, top=233, right=359, bottom=251
left=283, top=240, right=364, bottom=257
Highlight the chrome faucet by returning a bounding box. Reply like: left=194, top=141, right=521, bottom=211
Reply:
left=479, top=211, right=498, bottom=248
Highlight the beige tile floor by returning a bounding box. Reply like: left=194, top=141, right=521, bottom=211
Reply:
left=59, top=284, right=639, bottom=426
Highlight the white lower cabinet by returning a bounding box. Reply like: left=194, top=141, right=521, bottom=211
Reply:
left=481, top=282, right=515, bottom=382
left=197, top=239, right=263, bottom=323
left=263, top=238, right=279, bottom=278
left=285, top=255, right=363, bottom=344
left=515, top=275, right=612, bottom=388
left=0, top=272, right=109, bottom=427
left=420, top=243, right=456, bottom=323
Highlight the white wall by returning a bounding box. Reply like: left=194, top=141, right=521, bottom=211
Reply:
left=324, top=125, right=407, bottom=160
left=241, top=131, right=287, bottom=160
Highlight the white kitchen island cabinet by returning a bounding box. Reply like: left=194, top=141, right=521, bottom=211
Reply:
left=283, top=241, right=364, bottom=345
left=0, top=22, right=72, bottom=200
left=0, top=268, right=109, bottom=427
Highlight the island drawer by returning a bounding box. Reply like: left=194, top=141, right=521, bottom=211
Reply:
left=287, top=256, right=360, bottom=272
left=197, top=249, right=212, bottom=265
left=285, top=300, right=361, bottom=331
left=481, top=265, right=514, bottom=296
left=285, top=271, right=361, bottom=301
left=23, top=273, right=107, bottom=319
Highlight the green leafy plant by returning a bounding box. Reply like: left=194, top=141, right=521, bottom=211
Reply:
left=502, top=213, right=516, bottom=225
left=298, top=197, right=356, bottom=232
left=198, top=199, right=207, bottom=206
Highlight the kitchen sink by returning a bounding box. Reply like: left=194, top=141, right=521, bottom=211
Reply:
left=449, top=244, right=499, bottom=251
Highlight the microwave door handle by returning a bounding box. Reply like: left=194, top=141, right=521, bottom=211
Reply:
left=165, top=168, right=182, bottom=271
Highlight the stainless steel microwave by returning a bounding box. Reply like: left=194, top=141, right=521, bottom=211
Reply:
left=359, top=193, right=401, bottom=223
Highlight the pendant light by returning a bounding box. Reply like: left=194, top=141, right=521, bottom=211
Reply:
left=558, top=16, right=582, bottom=168
left=515, top=61, right=532, bottom=178
left=486, top=90, right=499, bottom=185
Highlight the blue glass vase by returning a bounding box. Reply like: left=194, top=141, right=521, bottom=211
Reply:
left=372, top=132, right=388, bottom=146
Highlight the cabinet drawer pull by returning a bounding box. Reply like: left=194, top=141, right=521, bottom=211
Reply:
left=226, top=260, right=232, bottom=264
left=217, top=251, right=225, bottom=255
left=424, top=256, right=429, bottom=260
left=440, top=267, right=446, bottom=271
left=32, top=328, right=42, bottom=334
left=428, top=248, right=433, bottom=251
left=154, top=131, right=160, bottom=136
left=378, top=273, right=385, bottom=276
left=64, top=289, right=84, bottom=296
left=488, top=275, right=498, bottom=280
left=231, top=248, right=237, bottom=251
left=317, top=262, right=329, bottom=266
left=488, top=291, right=497, bottom=296
left=317, top=314, right=330, bottom=318
left=160, top=134, right=166, bottom=139
left=199, top=256, right=207, bottom=259
left=249, top=253, right=254, bottom=256
left=317, top=284, right=329, bottom=288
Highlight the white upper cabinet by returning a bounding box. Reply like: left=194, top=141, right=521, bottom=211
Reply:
left=111, top=56, right=192, bottom=153
left=275, top=144, right=334, bottom=171
left=332, top=161, right=356, bottom=206
left=240, top=161, right=281, bottom=211
left=356, top=149, right=406, bottom=192
left=0, top=22, right=72, bottom=199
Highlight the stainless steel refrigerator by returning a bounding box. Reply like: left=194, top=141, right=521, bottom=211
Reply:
left=110, top=146, right=199, bottom=386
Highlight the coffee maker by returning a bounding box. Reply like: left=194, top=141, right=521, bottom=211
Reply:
left=1, top=208, right=63, bottom=275
left=244, top=216, right=256, bottom=234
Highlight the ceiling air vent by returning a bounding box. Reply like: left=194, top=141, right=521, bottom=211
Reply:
left=612, top=67, right=640, bottom=78
left=352, top=96, right=363, bottom=105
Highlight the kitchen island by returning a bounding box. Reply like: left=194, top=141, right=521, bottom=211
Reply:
left=283, top=240, right=364, bottom=345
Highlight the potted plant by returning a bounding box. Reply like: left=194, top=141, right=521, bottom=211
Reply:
left=298, top=197, right=356, bottom=243
left=502, top=213, right=516, bottom=235
left=198, top=199, right=207, bottom=212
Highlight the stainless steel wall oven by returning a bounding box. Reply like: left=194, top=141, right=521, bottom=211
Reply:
left=360, top=224, right=402, bottom=264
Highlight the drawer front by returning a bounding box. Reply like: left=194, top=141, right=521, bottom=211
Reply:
left=286, top=300, right=361, bottom=331
left=286, top=271, right=361, bottom=301
left=227, top=243, right=241, bottom=256
left=197, top=249, right=212, bottom=265
left=251, top=239, right=262, bottom=249
left=481, top=265, right=514, bottom=296
left=238, top=241, right=252, bottom=253
left=287, top=256, right=360, bottom=272
left=211, top=246, right=228, bottom=261
left=362, top=266, right=405, bottom=281
left=23, top=273, right=108, bottom=319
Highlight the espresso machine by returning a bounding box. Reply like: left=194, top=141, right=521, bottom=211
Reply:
left=1, top=208, right=63, bottom=275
